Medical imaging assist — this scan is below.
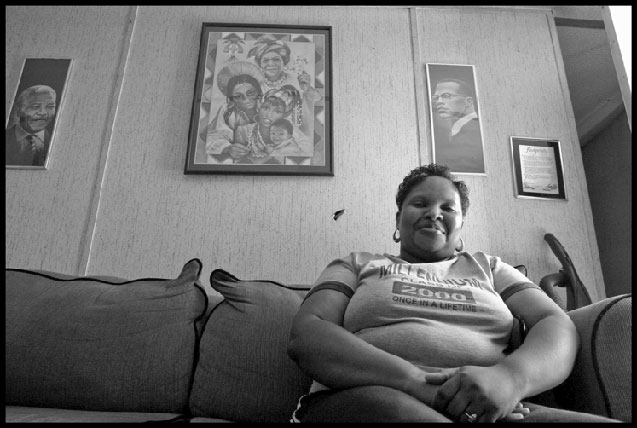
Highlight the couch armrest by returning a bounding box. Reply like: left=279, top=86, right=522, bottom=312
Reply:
left=552, top=294, right=632, bottom=422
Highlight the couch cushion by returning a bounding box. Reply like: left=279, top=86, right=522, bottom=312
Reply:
left=554, top=294, right=632, bottom=422
left=5, top=259, right=208, bottom=414
left=188, top=269, right=312, bottom=422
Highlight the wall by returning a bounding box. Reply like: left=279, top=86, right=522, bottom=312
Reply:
left=582, top=109, right=632, bottom=297
left=5, top=6, right=134, bottom=275
left=5, top=6, right=606, bottom=301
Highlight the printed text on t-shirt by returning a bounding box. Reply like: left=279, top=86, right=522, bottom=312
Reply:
left=392, top=281, right=476, bottom=304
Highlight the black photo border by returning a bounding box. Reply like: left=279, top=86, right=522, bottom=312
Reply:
left=510, top=136, right=567, bottom=200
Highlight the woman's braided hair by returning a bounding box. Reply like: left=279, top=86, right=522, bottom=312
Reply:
left=395, top=164, right=470, bottom=217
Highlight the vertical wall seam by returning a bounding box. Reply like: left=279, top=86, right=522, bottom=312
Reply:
left=76, top=5, right=138, bottom=276
left=545, top=9, right=606, bottom=300
left=408, top=7, right=424, bottom=166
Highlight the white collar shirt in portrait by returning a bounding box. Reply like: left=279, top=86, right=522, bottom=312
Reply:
left=450, top=111, right=478, bottom=138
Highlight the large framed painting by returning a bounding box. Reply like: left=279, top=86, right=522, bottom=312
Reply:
left=426, top=63, right=486, bottom=175
left=184, top=23, right=333, bottom=176
left=6, top=58, right=72, bottom=170
left=510, top=136, right=567, bottom=200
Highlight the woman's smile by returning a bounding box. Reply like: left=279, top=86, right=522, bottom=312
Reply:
left=416, top=226, right=445, bottom=235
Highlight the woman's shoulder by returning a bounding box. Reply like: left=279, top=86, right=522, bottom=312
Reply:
left=350, top=251, right=396, bottom=265
left=462, top=251, right=520, bottom=272
left=213, top=102, right=231, bottom=118
left=282, top=73, right=301, bottom=88
left=329, top=251, right=392, bottom=265
left=457, top=251, right=495, bottom=269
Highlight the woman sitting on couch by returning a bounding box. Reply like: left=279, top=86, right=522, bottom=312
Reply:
left=287, top=163, right=619, bottom=423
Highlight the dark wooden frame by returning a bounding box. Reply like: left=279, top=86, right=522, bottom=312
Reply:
left=184, top=23, right=333, bottom=176
left=510, top=136, right=567, bottom=200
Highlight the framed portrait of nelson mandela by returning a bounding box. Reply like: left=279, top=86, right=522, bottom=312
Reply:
left=6, top=58, right=72, bottom=169
left=185, top=23, right=333, bottom=176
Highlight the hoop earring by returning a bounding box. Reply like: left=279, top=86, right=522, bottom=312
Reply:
left=456, top=238, right=464, bottom=252
left=393, top=229, right=401, bottom=243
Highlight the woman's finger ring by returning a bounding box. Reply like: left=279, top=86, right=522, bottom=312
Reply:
left=465, top=412, right=478, bottom=423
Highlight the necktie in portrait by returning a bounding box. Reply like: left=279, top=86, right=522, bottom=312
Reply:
left=26, top=134, right=35, bottom=153
left=25, top=134, right=46, bottom=166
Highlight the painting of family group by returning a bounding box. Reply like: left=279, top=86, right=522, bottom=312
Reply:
left=188, top=24, right=331, bottom=173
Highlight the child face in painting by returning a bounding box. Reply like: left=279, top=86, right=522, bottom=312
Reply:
left=269, top=124, right=291, bottom=144
left=257, top=101, right=285, bottom=128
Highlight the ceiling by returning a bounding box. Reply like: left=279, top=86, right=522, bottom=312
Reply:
left=550, top=6, right=625, bottom=146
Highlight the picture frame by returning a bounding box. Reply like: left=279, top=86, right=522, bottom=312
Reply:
left=425, top=63, right=486, bottom=175
left=510, top=136, right=567, bottom=200
left=6, top=58, right=72, bottom=170
left=184, top=23, right=333, bottom=176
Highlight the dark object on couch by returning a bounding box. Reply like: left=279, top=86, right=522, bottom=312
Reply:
left=539, top=233, right=593, bottom=311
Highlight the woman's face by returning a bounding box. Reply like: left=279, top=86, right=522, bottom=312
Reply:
left=396, top=176, right=463, bottom=263
left=259, top=51, right=284, bottom=80
left=231, top=83, right=259, bottom=112
left=257, top=101, right=285, bottom=128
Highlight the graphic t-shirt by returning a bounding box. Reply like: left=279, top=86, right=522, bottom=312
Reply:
left=307, top=251, right=538, bottom=370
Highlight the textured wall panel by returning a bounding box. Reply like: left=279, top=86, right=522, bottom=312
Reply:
left=5, top=6, right=133, bottom=273
left=86, top=6, right=420, bottom=285
left=413, top=7, right=604, bottom=300
left=6, top=6, right=605, bottom=302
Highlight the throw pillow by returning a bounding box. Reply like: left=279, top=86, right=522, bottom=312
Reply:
left=5, top=258, right=208, bottom=413
left=188, top=269, right=312, bottom=422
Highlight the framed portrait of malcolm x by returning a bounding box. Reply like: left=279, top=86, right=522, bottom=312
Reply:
left=426, top=63, right=486, bottom=175
left=6, top=58, right=72, bottom=170
left=184, top=23, right=333, bottom=176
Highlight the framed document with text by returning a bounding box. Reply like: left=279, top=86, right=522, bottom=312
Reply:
left=510, top=136, right=566, bottom=200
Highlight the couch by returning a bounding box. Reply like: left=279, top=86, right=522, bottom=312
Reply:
left=5, top=259, right=632, bottom=422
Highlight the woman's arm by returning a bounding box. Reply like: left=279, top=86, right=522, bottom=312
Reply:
left=287, top=288, right=450, bottom=404
left=498, top=287, right=578, bottom=396
left=433, top=287, right=576, bottom=422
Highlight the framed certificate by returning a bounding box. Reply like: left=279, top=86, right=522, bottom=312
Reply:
left=510, top=136, right=566, bottom=200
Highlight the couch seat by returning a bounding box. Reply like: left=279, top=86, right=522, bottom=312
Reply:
left=5, top=406, right=185, bottom=423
